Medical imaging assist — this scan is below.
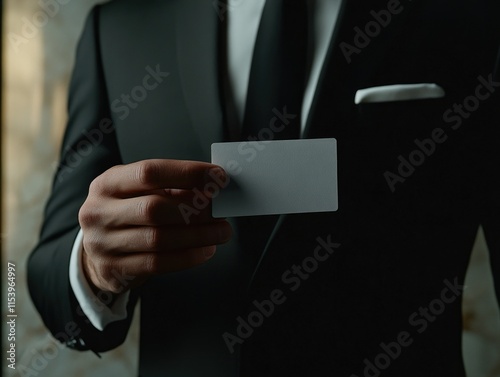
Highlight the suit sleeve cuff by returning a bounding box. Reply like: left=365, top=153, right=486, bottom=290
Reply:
left=69, top=229, right=130, bottom=331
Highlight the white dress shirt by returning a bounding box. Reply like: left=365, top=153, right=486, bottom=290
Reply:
left=69, top=0, right=342, bottom=331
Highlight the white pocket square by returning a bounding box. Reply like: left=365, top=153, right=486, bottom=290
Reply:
left=355, top=83, right=445, bottom=104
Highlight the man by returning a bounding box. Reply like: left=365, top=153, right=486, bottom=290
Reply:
left=28, top=0, right=500, bottom=376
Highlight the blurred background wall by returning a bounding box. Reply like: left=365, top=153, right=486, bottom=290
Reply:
left=1, top=0, right=500, bottom=376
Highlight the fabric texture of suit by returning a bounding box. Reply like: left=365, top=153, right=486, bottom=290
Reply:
left=28, top=0, right=500, bottom=376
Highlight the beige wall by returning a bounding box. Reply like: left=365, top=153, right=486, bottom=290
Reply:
left=2, top=1, right=499, bottom=376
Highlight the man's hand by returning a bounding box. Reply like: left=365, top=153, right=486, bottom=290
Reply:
left=78, top=159, right=232, bottom=294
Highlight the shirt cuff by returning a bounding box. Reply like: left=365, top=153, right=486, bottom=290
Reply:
left=69, top=229, right=130, bottom=331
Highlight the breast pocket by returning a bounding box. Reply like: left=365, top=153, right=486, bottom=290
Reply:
left=356, top=98, right=448, bottom=134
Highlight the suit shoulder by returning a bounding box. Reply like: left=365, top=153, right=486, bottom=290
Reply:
left=90, top=0, right=178, bottom=52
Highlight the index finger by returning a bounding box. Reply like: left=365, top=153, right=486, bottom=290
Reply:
left=94, top=159, right=227, bottom=197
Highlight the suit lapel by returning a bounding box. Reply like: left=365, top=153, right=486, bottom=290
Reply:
left=175, top=0, right=225, bottom=160
left=247, top=1, right=358, bottom=290
left=302, top=0, right=353, bottom=137
left=305, top=0, right=417, bottom=138
left=249, top=0, right=418, bottom=289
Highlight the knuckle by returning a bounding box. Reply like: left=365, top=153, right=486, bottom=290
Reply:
left=144, top=227, right=162, bottom=251
left=136, top=161, right=160, bottom=186
left=138, top=197, right=163, bottom=224
left=89, top=165, right=122, bottom=196
left=144, top=254, right=162, bottom=275
left=78, top=203, right=101, bottom=228
left=88, top=175, right=107, bottom=195
left=177, top=162, right=192, bottom=177
left=82, top=232, right=105, bottom=254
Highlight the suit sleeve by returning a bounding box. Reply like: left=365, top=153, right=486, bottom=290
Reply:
left=27, top=6, right=139, bottom=353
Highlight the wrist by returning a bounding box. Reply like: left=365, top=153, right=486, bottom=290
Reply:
left=81, top=248, right=120, bottom=307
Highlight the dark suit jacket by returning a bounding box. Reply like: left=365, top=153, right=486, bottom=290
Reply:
left=28, top=0, right=500, bottom=376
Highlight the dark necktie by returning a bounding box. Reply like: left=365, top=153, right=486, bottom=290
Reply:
left=242, top=0, right=309, bottom=141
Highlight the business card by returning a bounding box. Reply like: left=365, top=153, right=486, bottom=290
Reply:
left=211, top=138, right=338, bottom=217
